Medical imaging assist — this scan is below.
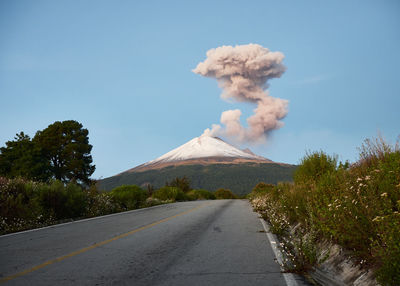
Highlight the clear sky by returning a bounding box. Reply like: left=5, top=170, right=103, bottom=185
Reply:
left=1, top=0, right=399, bottom=179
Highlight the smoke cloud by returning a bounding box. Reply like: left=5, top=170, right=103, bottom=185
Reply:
left=193, top=44, right=288, bottom=143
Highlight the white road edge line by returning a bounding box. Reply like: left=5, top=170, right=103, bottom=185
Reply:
left=260, top=218, right=298, bottom=286
left=0, top=203, right=172, bottom=239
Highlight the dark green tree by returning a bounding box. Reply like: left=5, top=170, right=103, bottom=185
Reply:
left=166, top=176, right=191, bottom=193
left=0, top=132, right=50, bottom=181
left=34, top=120, right=95, bottom=185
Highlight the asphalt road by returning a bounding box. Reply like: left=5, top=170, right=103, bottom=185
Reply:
left=0, top=200, right=309, bottom=285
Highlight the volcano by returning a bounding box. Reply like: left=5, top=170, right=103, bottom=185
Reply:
left=98, top=135, right=296, bottom=195
left=127, top=135, right=272, bottom=172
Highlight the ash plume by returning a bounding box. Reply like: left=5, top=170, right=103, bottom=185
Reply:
left=193, top=44, right=288, bottom=143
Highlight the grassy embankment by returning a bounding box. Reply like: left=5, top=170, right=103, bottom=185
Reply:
left=0, top=178, right=236, bottom=235
left=249, top=137, right=400, bottom=285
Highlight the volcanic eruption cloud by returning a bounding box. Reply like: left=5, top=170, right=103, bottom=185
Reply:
left=193, top=44, right=288, bottom=143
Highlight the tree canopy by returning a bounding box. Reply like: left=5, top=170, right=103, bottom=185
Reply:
left=0, top=132, right=49, bottom=181
left=0, top=120, right=95, bottom=185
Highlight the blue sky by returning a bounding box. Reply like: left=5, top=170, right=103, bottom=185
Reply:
left=1, top=0, right=399, bottom=179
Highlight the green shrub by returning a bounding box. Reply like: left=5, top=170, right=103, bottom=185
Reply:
left=214, top=188, right=237, bottom=199
left=251, top=182, right=275, bottom=195
left=145, top=197, right=162, bottom=207
left=36, top=180, right=87, bottom=220
left=0, top=177, right=43, bottom=233
left=85, top=188, right=116, bottom=217
left=37, top=180, right=68, bottom=219
left=372, top=212, right=400, bottom=285
left=110, top=185, right=147, bottom=210
left=294, top=151, right=337, bottom=184
left=64, top=183, right=87, bottom=218
left=0, top=178, right=89, bottom=233
left=187, top=189, right=216, bottom=200
left=152, top=186, right=186, bottom=202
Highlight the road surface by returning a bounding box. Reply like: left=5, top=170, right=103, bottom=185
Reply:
left=0, top=200, right=309, bottom=285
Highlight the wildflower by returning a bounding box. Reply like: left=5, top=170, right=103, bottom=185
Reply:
left=372, top=216, right=381, bottom=222
left=380, top=192, right=388, bottom=197
left=365, top=175, right=370, bottom=180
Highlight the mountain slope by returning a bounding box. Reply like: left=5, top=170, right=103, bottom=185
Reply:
left=98, top=135, right=296, bottom=195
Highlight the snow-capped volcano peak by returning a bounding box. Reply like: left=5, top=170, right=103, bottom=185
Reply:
left=123, top=135, right=273, bottom=173
left=144, top=135, right=264, bottom=165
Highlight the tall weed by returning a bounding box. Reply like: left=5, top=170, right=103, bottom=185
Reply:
left=250, top=136, right=400, bottom=285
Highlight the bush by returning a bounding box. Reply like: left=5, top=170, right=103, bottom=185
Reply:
left=37, top=180, right=87, bottom=220
left=0, top=177, right=43, bottom=233
left=110, top=185, right=147, bottom=210
left=251, top=182, right=275, bottom=195
left=37, top=181, right=67, bottom=219
left=64, top=183, right=87, bottom=218
left=85, top=188, right=116, bottom=217
left=249, top=137, right=400, bottom=285
left=214, top=188, right=237, bottom=199
left=152, top=186, right=186, bottom=202
left=186, top=189, right=216, bottom=200
left=145, top=197, right=162, bottom=207
left=294, top=151, right=337, bottom=184
left=0, top=178, right=89, bottom=233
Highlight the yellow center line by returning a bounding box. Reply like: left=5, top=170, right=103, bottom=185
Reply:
left=0, top=202, right=209, bottom=284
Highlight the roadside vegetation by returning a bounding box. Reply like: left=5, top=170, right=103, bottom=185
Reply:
left=0, top=175, right=237, bottom=235
left=249, top=136, right=400, bottom=285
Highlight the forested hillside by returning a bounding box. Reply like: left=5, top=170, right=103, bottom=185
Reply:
left=98, top=163, right=297, bottom=196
